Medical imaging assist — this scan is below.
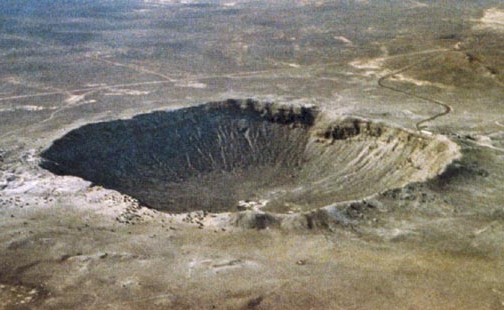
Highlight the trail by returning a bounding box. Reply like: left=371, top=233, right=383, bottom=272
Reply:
left=376, top=41, right=504, bottom=132
left=377, top=52, right=453, bottom=131
left=0, top=92, right=64, bottom=102
left=2, top=42, right=501, bottom=137
left=89, top=55, right=177, bottom=83
left=0, top=80, right=175, bottom=102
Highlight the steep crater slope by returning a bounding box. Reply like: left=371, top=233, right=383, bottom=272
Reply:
left=40, top=99, right=459, bottom=213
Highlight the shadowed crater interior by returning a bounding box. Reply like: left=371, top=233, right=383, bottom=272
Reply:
left=40, top=99, right=459, bottom=213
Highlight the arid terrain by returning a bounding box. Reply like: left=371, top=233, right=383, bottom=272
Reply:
left=1, top=0, right=503, bottom=309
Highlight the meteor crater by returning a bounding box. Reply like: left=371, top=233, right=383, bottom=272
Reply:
left=40, top=99, right=459, bottom=214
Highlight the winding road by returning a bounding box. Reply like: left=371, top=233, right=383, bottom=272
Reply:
left=377, top=51, right=453, bottom=131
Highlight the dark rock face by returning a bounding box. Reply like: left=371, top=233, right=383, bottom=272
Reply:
left=40, top=99, right=458, bottom=214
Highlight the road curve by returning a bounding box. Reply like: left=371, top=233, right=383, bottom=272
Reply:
left=377, top=52, right=452, bottom=131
